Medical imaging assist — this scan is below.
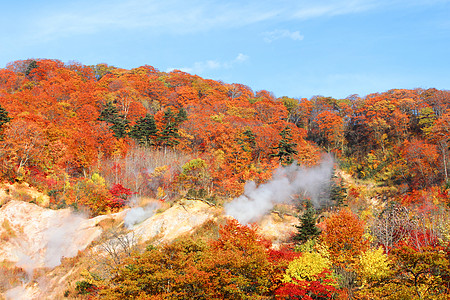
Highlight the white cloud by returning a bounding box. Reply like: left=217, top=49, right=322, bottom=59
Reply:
left=10, top=0, right=447, bottom=46
left=25, top=0, right=385, bottom=42
left=263, top=29, right=304, bottom=43
left=290, top=1, right=378, bottom=20
left=235, top=53, right=249, bottom=63
left=287, top=0, right=450, bottom=20
left=167, top=53, right=249, bottom=75
left=28, top=0, right=280, bottom=41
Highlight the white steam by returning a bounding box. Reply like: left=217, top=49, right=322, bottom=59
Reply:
left=225, top=156, right=334, bottom=224
left=13, top=209, right=92, bottom=273
left=5, top=284, right=28, bottom=300
left=124, top=203, right=160, bottom=228
left=43, top=213, right=86, bottom=268
left=15, top=251, right=39, bottom=279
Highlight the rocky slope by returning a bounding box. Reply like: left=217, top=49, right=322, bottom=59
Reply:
left=0, top=193, right=298, bottom=299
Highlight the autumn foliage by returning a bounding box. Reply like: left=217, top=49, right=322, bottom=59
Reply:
left=1, top=59, right=450, bottom=298
left=97, top=219, right=280, bottom=299
left=1, top=59, right=450, bottom=211
left=0, top=59, right=321, bottom=213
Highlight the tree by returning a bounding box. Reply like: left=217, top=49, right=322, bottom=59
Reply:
left=109, top=183, right=133, bottom=207
left=271, top=126, right=298, bottom=166
left=371, top=203, right=412, bottom=253
left=321, top=209, right=369, bottom=266
left=358, top=246, right=391, bottom=284
left=157, top=107, right=187, bottom=150
left=202, top=219, right=275, bottom=299
left=129, top=113, right=158, bottom=146
left=94, top=227, right=138, bottom=279
left=178, top=158, right=210, bottom=197
left=277, top=251, right=339, bottom=300
left=158, top=122, right=180, bottom=149
left=320, top=208, right=369, bottom=297
left=98, top=102, right=129, bottom=138
left=276, top=271, right=339, bottom=300
left=429, top=111, right=450, bottom=182
left=0, top=104, right=11, bottom=139
left=89, top=63, right=116, bottom=80
left=24, top=60, right=38, bottom=78
left=400, top=139, right=439, bottom=188
left=0, top=118, right=47, bottom=179
left=330, top=169, right=347, bottom=207
left=315, top=110, right=344, bottom=152
left=0, top=104, right=10, bottom=128
left=97, top=236, right=210, bottom=299
left=390, top=244, right=450, bottom=299
left=175, top=107, right=188, bottom=123
left=97, top=220, right=278, bottom=299
left=293, top=200, right=321, bottom=244
left=418, top=106, right=437, bottom=137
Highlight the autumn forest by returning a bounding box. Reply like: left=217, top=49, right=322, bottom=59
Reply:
left=1, top=59, right=450, bottom=299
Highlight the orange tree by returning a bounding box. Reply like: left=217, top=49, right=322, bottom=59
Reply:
left=97, top=237, right=211, bottom=299
left=320, top=208, right=369, bottom=266
left=96, top=219, right=285, bottom=299
left=201, top=219, right=276, bottom=298
left=319, top=208, right=369, bottom=296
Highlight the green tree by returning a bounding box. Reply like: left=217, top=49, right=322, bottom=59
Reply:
left=330, top=169, right=347, bottom=207
left=158, top=123, right=180, bottom=148
left=0, top=104, right=11, bottom=133
left=157, top=107, right=187, bottom=149
left=98, top=102, right=129, bottom=138
left=24, top=60, right=38, bottom=78
left=236, top=129, right=256, bottom=155
left=178, top=158, right=210, bottom=198
left=271, top=126, right=298, bottom=166
left=175, top=107, right=188, bottom=123
left=129, top=113, right=158, bottom=146
left=293, top=200, right=321, bottom=244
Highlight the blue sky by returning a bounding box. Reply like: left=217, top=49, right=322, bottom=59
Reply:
left=1, top=0, right=449, bottom=99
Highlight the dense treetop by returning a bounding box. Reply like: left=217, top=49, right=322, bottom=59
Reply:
left=0, top=58, right=449, bottom=213
left=1, top=58, right=450, bottom=299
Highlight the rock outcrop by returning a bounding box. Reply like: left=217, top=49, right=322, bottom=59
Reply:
left=0, top=197, right=297, bottom=299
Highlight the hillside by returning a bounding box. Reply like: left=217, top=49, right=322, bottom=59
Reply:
left=0, top=187, right=298, bottom=299
left=0, top=59, right=450, bottom=299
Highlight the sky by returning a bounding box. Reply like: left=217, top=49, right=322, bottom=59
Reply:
left=0, top=0, right=449, bottom=99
